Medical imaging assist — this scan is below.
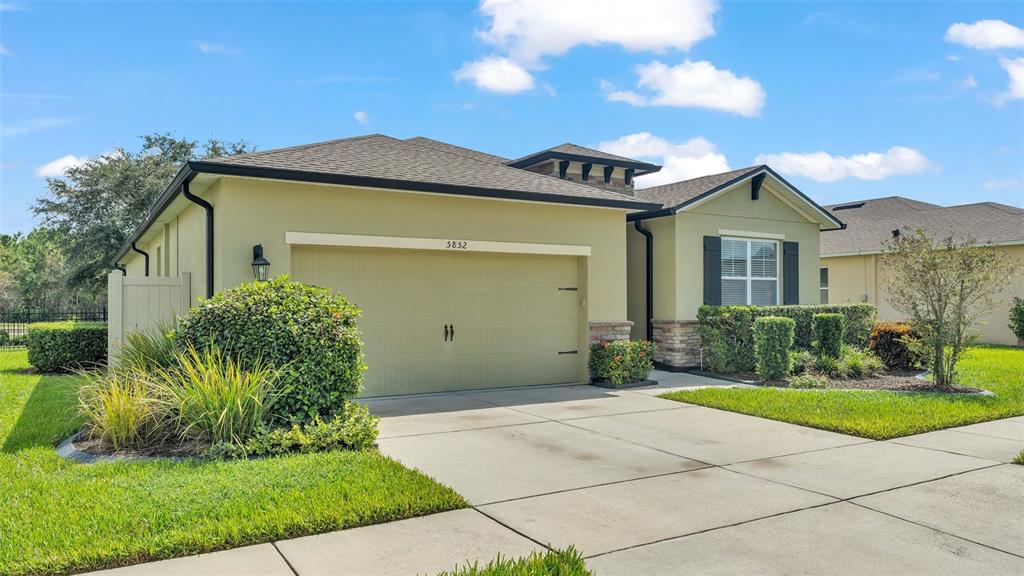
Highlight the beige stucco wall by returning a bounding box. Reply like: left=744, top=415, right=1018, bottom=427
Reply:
left=209, top=177, right=629, bottom=323
left=821, top=244, right=1024, bottom=344
left=627, top=181, right=823, bottom=329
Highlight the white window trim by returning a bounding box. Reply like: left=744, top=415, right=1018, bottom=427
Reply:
left=721, top=237, right=781, bottom=306
left=819, top=266, right=829, bottom=304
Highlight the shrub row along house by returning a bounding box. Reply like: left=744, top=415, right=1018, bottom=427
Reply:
left=110, top=134, right=843, bottom=396
left=820, top=197, right=1024, bottom=345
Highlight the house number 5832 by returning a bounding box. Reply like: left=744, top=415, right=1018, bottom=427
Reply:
left=446, top=241, right=468, bottom=249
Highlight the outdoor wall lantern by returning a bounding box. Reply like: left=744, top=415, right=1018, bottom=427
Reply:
left=251, top=244, right=271, bottom=281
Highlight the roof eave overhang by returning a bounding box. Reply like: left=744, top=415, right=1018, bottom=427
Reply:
left=822, top=238, right=1024, bottom=258
left=111, top=163, right=196, bottom=265
left=507, top=151, right=662, bottom=176
left=628, top=166, right=845, bottom=230
left=112, top=161, right=662, bottom=266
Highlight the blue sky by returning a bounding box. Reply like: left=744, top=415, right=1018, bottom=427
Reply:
left=1, top=0, right=1022, bottom=234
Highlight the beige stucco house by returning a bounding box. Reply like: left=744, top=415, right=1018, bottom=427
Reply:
left=819, top=197, right=1024, bottom=345
left=112, top=135, right=841, bottom=396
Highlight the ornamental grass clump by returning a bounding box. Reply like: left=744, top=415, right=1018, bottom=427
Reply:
left=77, top=368, right=167, bottom=451
left=152, top=346, right=285, bottom=446
left=753, top=316, right=795, bottom=381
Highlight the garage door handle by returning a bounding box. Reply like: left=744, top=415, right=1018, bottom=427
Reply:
left=444, top=324, right=450, bottom=342
left=450, top=324, right=454, bottom=341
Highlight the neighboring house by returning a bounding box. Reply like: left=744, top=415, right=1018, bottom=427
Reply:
left=819, top=197, right=1024, bottom=345
left=111, top=135, right=841, bottom=396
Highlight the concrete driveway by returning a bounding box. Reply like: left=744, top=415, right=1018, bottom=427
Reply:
left=93, top=371, right=1024, bottom=575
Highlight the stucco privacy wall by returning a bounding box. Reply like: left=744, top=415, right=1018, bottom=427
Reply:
left=821, top=244, right=1024, bottom=344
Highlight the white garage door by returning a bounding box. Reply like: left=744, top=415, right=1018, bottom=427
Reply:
left=291, top=245, right=582, bottom=396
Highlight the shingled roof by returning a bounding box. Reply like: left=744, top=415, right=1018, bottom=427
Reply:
left=195, top=134, right=659, bottom=210
left=404, top=136, right=508, bottom=164
left=633, top=165, right=765, bottom=209
left=821, top=196, right=1024, bottom=256
left=506, top=142, right=661, bottom=175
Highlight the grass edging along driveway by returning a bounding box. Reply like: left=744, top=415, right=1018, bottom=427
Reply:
left=662, top=346, right=1024, bottom=440
left=0, top=350, right=467, bottom=576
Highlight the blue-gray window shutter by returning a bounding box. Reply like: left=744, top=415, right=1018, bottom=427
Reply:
left=783, top=241, right=799, bottom=305
left=703, top=236, right=721, bottom=305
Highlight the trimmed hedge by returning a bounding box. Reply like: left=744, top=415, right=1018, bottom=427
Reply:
left=588, top=340, right=655, bottom=386
left=812, top=313, right=844, bottom=359
left=25, top=321, right=107, bottom=372
left=697, top=304, right=875, bottom=374
left=869, top=322, right=921, bottom=370
left=174, top=276, right=365, bottom=424
left=754, top=316, right=795, bottom=380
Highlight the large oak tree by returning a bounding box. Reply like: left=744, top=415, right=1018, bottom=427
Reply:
left=33, top=134, right=252, bottom=301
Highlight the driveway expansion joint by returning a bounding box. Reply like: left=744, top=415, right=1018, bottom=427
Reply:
left=270, top=541, right=300, bottom=576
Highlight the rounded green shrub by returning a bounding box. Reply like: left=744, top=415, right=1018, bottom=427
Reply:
left=174, top=276, right=365, bottom=424
left=0, top=330, right=9, bottom=346
left=588, top=340, right=655, bottom=386
left=812, top=313, right=844, bottom=359
left=753, top=316, right=795, bottom=381
left=26, top=321, right=107, bottom=372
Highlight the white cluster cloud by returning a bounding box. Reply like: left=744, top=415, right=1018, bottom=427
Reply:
left=995, top=57, right=1024, bottom=105
left=353, top=111, right=369, bottom=124
left=478, top=0, right=717, bottom=64
left=454, top=57, right=534, bottom=93
left=35, top=154, right=88, bottom=177
left=456, top=0, right=723, bottom=96
left=607, top=60, right=766, bottom=117
left=195, top=42, right=240, bottom=55
left=945, top=20, right=1024, bottom=50
left=945, top=19, right=1024, bottom=105
left=598, top=132, right=731, bottom=187
left=755, top=147, right=931, bottom=182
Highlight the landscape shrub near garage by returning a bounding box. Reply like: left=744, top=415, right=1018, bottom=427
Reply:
left=869, top=321, right=922, bottom=369
left=588, top=340, right=655, bottom=386
left=25, top=321, right=106, bottom=372
left=175, top=276, right=365, bottom=424
left=753, top=316, right=795, bottom=380
left=698, top=304, right=875, bottom=373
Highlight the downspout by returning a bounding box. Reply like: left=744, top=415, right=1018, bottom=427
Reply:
left=114, top=264, right=126, bottom=276
left=182, top=180, right=214, bottom=298
left=131, top=243, right=150, bottom=277
left=633, top=220, right=654, bottom=341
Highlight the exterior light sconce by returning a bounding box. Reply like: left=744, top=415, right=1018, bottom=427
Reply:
left=251, top=244, right=271, bottom=281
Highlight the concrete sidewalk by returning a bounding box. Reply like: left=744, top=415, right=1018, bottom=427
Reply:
left=89, top=373, right=1024, bottom=575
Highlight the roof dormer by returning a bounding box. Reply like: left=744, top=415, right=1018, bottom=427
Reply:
left=506, top=143, right=661, bottom=196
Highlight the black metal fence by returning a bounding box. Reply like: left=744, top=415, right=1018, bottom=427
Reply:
left=0, top=307, right=108, bottom=349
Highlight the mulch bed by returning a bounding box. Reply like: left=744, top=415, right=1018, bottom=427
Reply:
left=72, top=434, right=208, bottom=459
left=723, top=370, right=983, bottom=394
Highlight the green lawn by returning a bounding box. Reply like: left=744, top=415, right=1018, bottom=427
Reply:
left=437, top=548, right=591, bottom=576
left=0, top=349, right=467, bottom=576
left=663, top=346, right=1024, bottom=440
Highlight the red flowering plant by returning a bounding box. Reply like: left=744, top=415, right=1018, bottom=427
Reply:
left=588, top=340, right=656, bottom=386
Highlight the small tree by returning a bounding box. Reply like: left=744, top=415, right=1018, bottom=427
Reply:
left=881, top=228, right=1019, bottom=388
